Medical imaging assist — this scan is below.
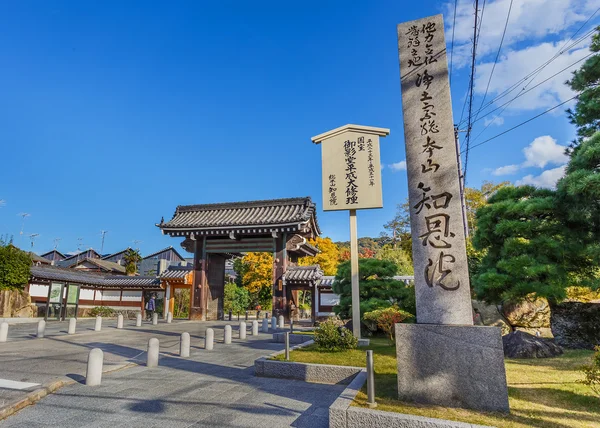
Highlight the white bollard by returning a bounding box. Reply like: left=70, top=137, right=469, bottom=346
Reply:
left=224, top=325, right=232, bottom=344
left=167, top=313, right=173, bottom=324
left=136, top=313, right=142, bottom=327
left=262, top=318, right=269, bottom=333
left=117, top=314, right=124, bottom=329
left=278, top=315, right=284, bottom=329
left=147, top=338, right=159, bottom=367
left=152, top=313, right=158, bottom=325
left=180, top=332, right=190, bottom=358
left=205, top=328, right=214, bottom=350
left=271, top=316, right=276, bottom=330
left=252, top=320, right=258, bottom=336
left=0, top=322, right=8, bottom=342
left=94, top=316, right=102, bottom=332
left=68, top=318, right=77, bottom=335
left=85, top=348, right=104, bottom=386
left=37, top=320, right=46, bottom=338
left=239, top=321, right=247, bottom=340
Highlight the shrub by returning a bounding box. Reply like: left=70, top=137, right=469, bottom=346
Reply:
left=314, top=319, right=358, bottom=351
left=580, top=345, right=600, bottom=397
left=363, top=306, right=414, bottom=343
left=90, top=306, right=115, bottom=317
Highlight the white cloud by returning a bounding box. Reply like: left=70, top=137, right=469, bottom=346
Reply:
left=483, top=116, right=504, bottom=127
left=522, top=135, right=568, bottom=167
left=516, top=165, right=566, bottom=188
left=445, top=0, right=596, bottom=68
left=474, top=40, right=590, bottom=112
left=389, top=161, right=407, bottom=171
left=492, top=164, right=519, bottom=175
left=490, top=134, right=569, bottom=177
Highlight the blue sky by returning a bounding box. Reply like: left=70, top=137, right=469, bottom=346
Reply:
left=0, top=0, right=598, bottom=256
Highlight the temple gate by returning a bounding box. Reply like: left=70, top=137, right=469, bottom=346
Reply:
left=157, top=197, right=321, bottom=321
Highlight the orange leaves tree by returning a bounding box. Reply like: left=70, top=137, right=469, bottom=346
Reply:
left=298, top=237, right=340, bottom=276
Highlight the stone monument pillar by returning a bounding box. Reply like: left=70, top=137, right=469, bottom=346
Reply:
left=396, top=13, right=509, bottom=412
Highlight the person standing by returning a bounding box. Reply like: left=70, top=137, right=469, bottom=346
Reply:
left=146, top=294, right=156, bottom=320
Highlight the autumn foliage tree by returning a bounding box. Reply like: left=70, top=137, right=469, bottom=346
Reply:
left=238, top=252, right=273, bottom=309
left=298, top=237, right=340, bottom=275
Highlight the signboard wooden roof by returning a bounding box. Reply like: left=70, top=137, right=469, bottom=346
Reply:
left=312, top=124, right=389, bottom=211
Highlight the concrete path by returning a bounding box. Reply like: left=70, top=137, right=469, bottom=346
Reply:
left=0, top=319, right=343, bottom=427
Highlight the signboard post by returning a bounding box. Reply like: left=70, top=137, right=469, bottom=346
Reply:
left=396, top=14, right=509, bottom=412
left=312, top=124, right=390, bottom=338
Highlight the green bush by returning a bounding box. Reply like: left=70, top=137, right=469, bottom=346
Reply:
left=90, top=306, right=115, bottom=317
left=314, top=319, right=358, bottom=351
left=363, top=306, right=414, bottom=343
left=580, top=345, right=600, bottom=397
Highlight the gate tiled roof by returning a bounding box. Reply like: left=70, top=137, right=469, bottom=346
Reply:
left=158, top=197, right=320, bottom=237
left=283, top=265, right=324, bottom=285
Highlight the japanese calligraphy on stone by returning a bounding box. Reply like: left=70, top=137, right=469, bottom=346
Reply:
left=398, top=14, right=474, bottom=325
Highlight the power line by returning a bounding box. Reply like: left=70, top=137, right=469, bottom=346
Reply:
left=473, top=0, right=513, bottom=124
left=462, top=0, right=482, bottom=185
left=449, top=0, right=458, bottom=86
left=469, top=51, right=593, bottom=132
left=461, top=95, right=579, bottom=154
left=461, top=14, right=599, bottom=127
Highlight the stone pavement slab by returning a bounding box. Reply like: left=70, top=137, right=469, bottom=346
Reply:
left=0, top=320, right=344, bottom=427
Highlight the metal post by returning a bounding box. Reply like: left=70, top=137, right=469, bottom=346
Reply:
left=454, top=125, right=469, bottom=238
left=366, top=350, right=376, bottom=408
left=284, top=332, right=290, bottom=361
left=290, top=318, right=294, bottom=333
left=229, top=310, right=232, bottom=321
left=245, top=311, right=248, bottom=321
left=349, top=209, right=361, bottom=339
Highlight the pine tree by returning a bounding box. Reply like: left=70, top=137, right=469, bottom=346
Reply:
left=566, top=26, right=600, bottom=149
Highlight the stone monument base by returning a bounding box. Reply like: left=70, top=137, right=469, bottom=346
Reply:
left=395, top=323, right=509, bottom=413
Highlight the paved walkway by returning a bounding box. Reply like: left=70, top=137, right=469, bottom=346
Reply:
left=0, top=319, right=343, bottom=427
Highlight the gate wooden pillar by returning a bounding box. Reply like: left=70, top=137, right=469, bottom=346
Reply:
left=272, top=233, right=287, bottom=318
left=191, top=236, right=208, bottom=320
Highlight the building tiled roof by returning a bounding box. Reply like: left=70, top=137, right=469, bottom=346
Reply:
left=317, top=275, right=414, bottom=288
left=318, top=276, right=335, bottom=287
left=143, top=246, right=186, bottom=261
left=158, top=197, right=321, bottom=236
left=72, top=258, right=127, bottom=274
left=101, top=248, right=132, bottom=260
left=40, top=250, right=66, bottom=261
left=30, top=265, right=161, bottom=289
left=283, top=265, right=324, bottom=284
left=30, top=252, right=52, bottom=265
left=159, top=265, right=193, bottom=279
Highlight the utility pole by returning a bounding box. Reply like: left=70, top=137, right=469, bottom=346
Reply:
left=29, top=233, right=39, bottom=248
left=100, top=230, right=108, bottom=254
left=18, top=213, right=30, bottom=245
left=455, top=125, right=469, bottom=238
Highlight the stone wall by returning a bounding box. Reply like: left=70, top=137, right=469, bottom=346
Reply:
left=0, top=289, right=35, bottom=318
left=551, top=302, right=600, bottom=349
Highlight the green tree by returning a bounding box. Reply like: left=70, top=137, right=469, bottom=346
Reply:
left=555, top=131, right=600, bottom=291
left=472, top=186, right=576, bottom=304
left=375, top=244, right=413, bottom=275
left=332, top=259, right=415, bottom=320
left=465, top=181, right=510, bottom=236
left=223, top=282, right=251, bottom=314
left=123, top=249, right=142, bottom=275
left=381, top=200, right=412, bottom=256
left=566, top=26, right=600, bottom=148
left=0, top=244, right=31, bottom=290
